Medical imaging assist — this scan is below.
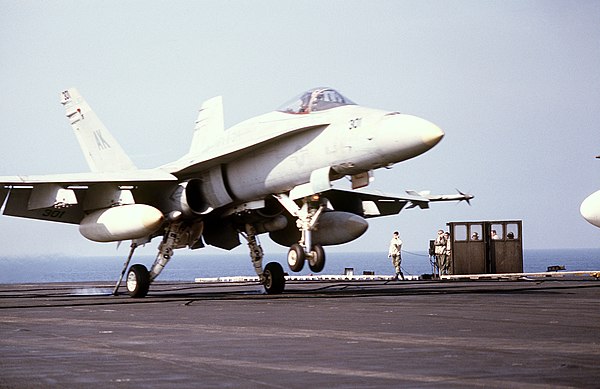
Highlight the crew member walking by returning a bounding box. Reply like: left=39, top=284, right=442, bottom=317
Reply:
left=388, top=231, right=404, bottom=280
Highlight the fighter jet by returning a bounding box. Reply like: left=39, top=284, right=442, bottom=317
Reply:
left=581, top=156, right=600, bottom=228
left=0, top=87, right=471, bottom=297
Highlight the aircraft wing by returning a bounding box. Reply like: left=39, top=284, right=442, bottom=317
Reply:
left=0, top=169, right=177, bottom=186
left=0, top=169, right=178, bottom=225
left=323, top=188, right=473, bottom=218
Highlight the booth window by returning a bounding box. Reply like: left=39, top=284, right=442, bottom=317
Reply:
left=470, top=224, right=483, bottom=241
left=491, top=224, right=504, bottom=240
left=506, top=223, right=519, bottom=239
left=454, top=224, right=467, bottom=241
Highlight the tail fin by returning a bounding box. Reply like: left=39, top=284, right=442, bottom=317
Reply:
left=60, top=88, right=136, bottom=172
left=188, top=96, right=224, bottom=156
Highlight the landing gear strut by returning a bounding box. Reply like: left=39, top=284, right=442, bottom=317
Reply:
left=113, top=242, right=139, bottom=296
left=114, top=222, right=185, bottom=298
left=276, top=194, right=326, bottom=274
left=240, top=223, right=285, bottom=294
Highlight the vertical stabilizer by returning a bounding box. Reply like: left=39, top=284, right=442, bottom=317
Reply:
left=188, top=96, right=224, bottom=156
left=60, top=88, right=136, bottom=172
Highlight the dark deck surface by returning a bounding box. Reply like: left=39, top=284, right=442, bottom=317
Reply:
left=1, top=279, right=599, bottom=388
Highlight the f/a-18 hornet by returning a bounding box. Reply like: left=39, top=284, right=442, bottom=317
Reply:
left=0, top=87, right=472, bottom=297
left=581, top=155, right=600, bottom=228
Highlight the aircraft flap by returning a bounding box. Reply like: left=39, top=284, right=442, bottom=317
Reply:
left=83, top=185, right=135, bottom=211
left=3, top=188, right=85, bottom=224
left=28, top=184, right=78, bottom=210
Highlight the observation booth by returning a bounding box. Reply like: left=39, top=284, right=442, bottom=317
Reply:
left=446, top=220, right=523, bottom=275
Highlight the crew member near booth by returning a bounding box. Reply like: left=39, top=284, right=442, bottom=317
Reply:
left=444, top=232, right=452, bottom=275
left=434, top=229, right=447, bottom=276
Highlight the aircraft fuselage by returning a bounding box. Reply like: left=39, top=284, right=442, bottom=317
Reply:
left=189, top=106, right=443, bottom=205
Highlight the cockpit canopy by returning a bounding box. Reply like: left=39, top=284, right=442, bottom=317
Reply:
left=278, top=88, right=356, bottom=114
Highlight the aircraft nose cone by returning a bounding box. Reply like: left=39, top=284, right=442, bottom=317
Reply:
left=377, top=114, right=445, bottom=163
left=420, top=119, right=445, bottom=147
left=581, top=190, right=600, bottom=228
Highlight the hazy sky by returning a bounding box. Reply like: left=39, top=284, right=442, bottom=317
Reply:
left=1, top=0, right=599, bottom=259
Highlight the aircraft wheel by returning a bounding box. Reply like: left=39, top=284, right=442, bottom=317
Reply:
left=263, top=262, right=285, bottom=295
left=308, top=244, right=326, bottom=273
left=287, top=243, right=305, bottom=272
left=126, top=264, right=150, bottom=298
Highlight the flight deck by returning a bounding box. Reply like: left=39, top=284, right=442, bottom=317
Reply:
left=1, top=278, right=599, bottom=388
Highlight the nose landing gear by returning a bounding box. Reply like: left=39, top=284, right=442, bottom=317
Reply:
left=287, top=242, right=325, bottom=273
left=276, top=193, right=327, bottom=274
left=306, top=243, right=325, bottom=273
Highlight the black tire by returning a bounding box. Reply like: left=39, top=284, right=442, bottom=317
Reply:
left=126, top=264, right=150, bottom=298
left=308, top=244, right=326, bottom=273
left=287, top=243, right=305, bottom=272
left=263, top=262, right=285, bottom=295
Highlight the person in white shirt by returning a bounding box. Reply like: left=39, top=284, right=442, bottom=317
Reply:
left=443, top=232, right=452, bottom=275
left=434, top=230, right=447, bottom=277
left=388, top=231, right=404, bottom=280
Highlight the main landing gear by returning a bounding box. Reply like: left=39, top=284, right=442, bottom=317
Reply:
left=113, top=219, right=288, bottom=298
left=240, top=224, right=285, bottom=294
left=113, top=222, right=185, bottom=298
left=111, top=193, right=327, bottom=297
left=275, top=194, right=326, bottom=274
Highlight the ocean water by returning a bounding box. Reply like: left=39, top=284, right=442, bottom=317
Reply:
left=0, top=249, right=599, bottom=284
